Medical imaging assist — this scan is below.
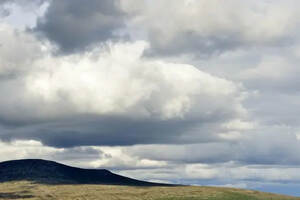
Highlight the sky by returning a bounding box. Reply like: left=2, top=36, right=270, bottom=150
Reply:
left=0, top=0, right=300, bottom=196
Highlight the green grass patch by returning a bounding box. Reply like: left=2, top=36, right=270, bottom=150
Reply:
left=156, top=191, right=260, bottom=200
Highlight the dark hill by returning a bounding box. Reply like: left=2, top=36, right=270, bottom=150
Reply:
left=0, top=159, right=170, bottom=186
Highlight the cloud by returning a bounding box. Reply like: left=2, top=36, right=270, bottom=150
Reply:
left=0, top=0, right=46, bottom=19
left=118, top=163, right=300, bottom=186
left=0, top=23, right=247, bottom=147
left=2, top=137, right=300, bottom=188
left=89, top=146, right=167, bottom=170
left=0, top=140, right=59, bottom=161
left=34, top=0, right=126, bottom=53
left=0, top=6, right=10, bottom=18
left=120, top=130, right=300, bottom=166
left=25, top=41, right=245, bottom=120
left=0, top=139, right=103, bottom=168
left=240, top=50, right=300, bottom=93
left=121, top=0, right=299, bottom=57
left=0, top=23, right=44, bottom=75
left=3, top=1, right=300, bottom=195
left=7, top=0, right=299, bottom=57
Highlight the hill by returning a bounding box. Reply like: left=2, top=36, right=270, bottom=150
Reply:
left=0, top=159, right=168, bottom=186
left=0, top=159, right=299, bottom=200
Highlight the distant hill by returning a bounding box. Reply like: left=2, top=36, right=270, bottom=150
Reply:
left=1, top=159, right=299, bottom=200
left=0, top=159, right=169, bottom=186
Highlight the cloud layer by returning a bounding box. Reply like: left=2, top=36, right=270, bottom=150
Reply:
left=121, top=0, right=299, bottom=57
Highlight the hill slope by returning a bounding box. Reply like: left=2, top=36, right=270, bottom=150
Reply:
left=0, top=159, right=299, bottom=200
left=0, top=159, right=167, bottom=186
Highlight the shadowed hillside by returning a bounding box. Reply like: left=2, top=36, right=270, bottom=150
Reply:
left=0, top=159, right=169, bottom=186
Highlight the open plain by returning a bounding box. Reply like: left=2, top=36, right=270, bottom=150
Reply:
left=0, top=181, right=299, bottom=200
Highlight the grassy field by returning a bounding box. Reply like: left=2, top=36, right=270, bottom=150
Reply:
left=0, top=181, right=299, bottom=200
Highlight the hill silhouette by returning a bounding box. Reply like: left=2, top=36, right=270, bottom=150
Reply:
left=0, top=159, right=170, bottom=186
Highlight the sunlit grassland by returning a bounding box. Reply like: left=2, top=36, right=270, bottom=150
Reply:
left=0, top=181, right=298, bottom=200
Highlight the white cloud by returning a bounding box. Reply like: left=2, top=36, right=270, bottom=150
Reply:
left=0, top=139, right=60, bottom=161
left=0, top=23, right=44, bottom=75
left=0, top=23, right=253, bottom=149
left=0, top=139, right=103, bottom=168
left=24, top=40, right=245, bottom=121
left=0, top=0, right=48, bottom=30
left=0, top=24, right=247, bottom=123
left=90, top=146, right=167, bottom=169
left=122, top=0, right=299, bottom=56
left=222, top=119, right=255, bottom=131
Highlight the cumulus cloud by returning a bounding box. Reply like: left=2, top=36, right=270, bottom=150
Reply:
left=121, top=0, right=299, bottom=57
left=34, top=0, right=126, bottom=53
left=0, top=0, right=47, bottom=29
left=0, top=23, right=44, bottom=75
left=89, top=146, right=168, bottom=170
left=0, top=139, right=103, bottom=168
left=25, top=41, right=245, bottom=120
left=0, top=139, right=58, bottom=161
left=0, top=23, right=247, bottom=147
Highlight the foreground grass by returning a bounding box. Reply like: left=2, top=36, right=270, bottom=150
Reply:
left=0, top=181, right=298, bottom=200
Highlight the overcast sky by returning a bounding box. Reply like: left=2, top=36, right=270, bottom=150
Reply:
left=1, top=0, right=300, bottom=196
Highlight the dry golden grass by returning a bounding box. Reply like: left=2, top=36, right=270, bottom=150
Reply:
left=0, top=181, right=299, bottom=200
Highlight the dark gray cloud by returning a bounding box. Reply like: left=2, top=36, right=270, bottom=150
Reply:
left=0, top=0, right=11, bottom=6
left=0, top=8, right=10, bottom=18
left=0, top=0, right=11, bottom=17
left=34, top=0, right=126, bottom=53
left=123, top=130, right=300, bottom=166
left=0, top=115, right=222, bottom=148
